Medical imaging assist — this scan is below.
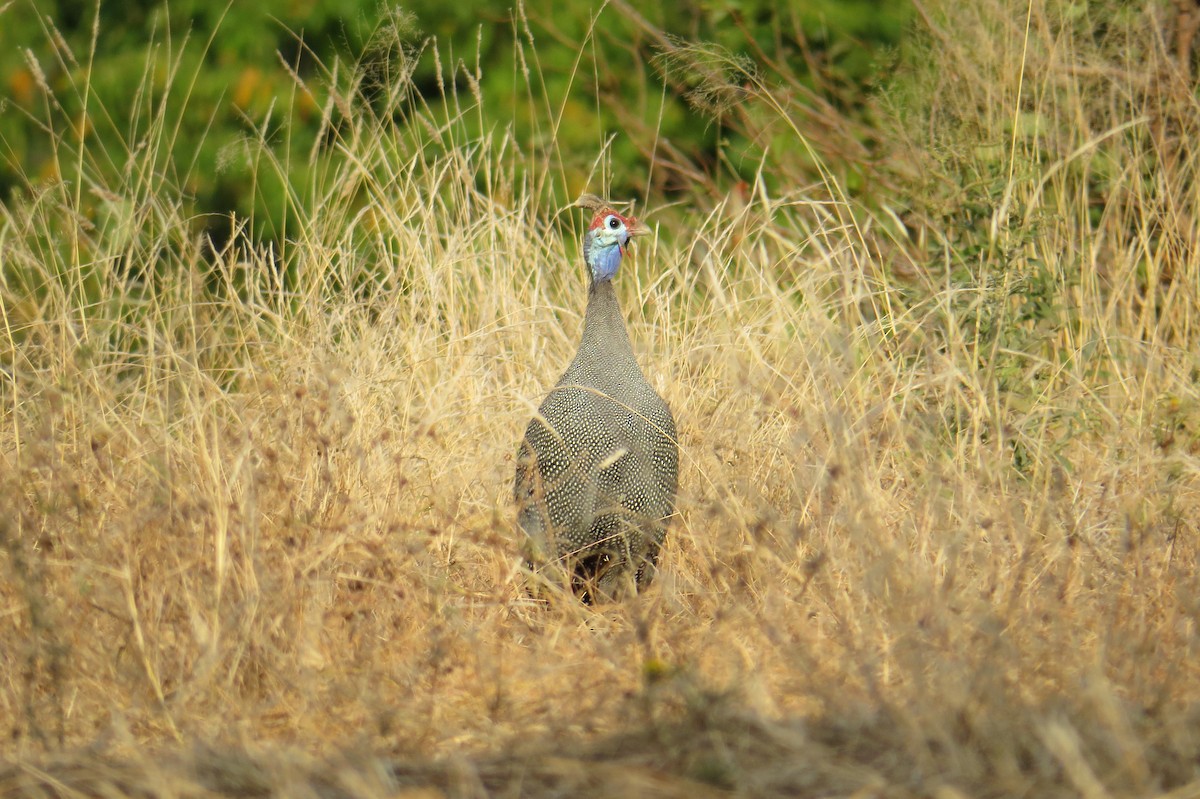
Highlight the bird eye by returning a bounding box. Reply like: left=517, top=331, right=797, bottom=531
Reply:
left=607, top=216, right=620, bottom=230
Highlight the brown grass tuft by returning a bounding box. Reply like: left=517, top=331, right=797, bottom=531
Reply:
left=3, top=1, right=1200, bottom=796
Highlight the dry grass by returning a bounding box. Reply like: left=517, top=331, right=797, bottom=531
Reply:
left=3, top=1, right=1200, bottom=796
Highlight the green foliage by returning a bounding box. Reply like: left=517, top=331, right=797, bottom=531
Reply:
left=2, top=0, right=376, bottom=245
left=1, top=0, right=911, bottom=249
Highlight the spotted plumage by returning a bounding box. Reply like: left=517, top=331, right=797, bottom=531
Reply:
left=514, top=200, right=678, bottom=601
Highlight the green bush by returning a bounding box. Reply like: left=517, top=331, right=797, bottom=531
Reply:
left=1, top=0, right=911, bottom=248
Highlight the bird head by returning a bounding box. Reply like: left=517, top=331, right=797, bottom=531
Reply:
left=582, top=208, right=648, bottom=283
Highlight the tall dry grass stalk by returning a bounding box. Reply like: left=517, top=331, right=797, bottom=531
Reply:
left=2, top=1, right=1199, bottom=796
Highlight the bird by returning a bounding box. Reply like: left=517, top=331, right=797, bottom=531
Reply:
left=514, top=196, right=678, bottom=602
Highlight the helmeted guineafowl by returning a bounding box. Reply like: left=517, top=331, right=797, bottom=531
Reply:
left=514, top=197, right=678, bottom=602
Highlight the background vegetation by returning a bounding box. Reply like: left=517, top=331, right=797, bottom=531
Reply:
left=3, top=0, right=1200, bottom=796
left=1, top=0, right=910, bottom=242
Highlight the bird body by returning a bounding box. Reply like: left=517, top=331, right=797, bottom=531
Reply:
left=515, top=203, right=677, bottom=600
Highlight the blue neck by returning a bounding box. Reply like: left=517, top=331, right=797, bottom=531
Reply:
left=589, top=243, right=622, bottom=282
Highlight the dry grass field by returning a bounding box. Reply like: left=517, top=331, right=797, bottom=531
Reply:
left=3, top=2, right=1200, bottom=796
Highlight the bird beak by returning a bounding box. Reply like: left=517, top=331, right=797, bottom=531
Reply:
left=627, top=219, right=650, bottom=238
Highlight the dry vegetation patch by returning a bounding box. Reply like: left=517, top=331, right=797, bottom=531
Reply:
left=3, top=1, right=1200, bottom=796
